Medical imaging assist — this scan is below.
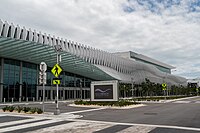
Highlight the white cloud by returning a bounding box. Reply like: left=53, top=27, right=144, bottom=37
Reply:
left=0, top=0, right=200, bottom=79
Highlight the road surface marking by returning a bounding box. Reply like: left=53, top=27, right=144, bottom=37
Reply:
left=63, top=107, right=107, bottom=114
left=27, top=121, right=113, bottom=133
left=118, top=125, right=156, bottom=133
left=0, top=114, right=7, bottom=117
left=0, top=118, right=46, bottom=127
left=173, top=101, right=191, bottom=103
left=0, top=119, right=63, bottom=132
left=67, top=119, right=200, bottom=132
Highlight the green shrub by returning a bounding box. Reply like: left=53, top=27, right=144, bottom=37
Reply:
left=74, top=100, right=139, bottom=107
left=15, top=106, right=23, bottom=113
left=36, top=108, right=43, bottom=114
left=2, top=106, right=9, bottom=112
left=23, top=107, right=31, bottom=113
left=8, top=106, right=15, bottom=112
left=30, top=108, right=37, bottom=114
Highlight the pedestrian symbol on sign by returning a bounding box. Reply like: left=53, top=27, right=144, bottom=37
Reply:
left=51, top=64, right=62, bottom=78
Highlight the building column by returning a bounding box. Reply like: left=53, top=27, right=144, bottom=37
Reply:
left=36, top=87, right=39, bottom=101
left=83, top=90, right=85, bottom=99
left=0, top=58, right=4, bottom=102
left=19, top=61, right=22, bottom=102
left=74, top=90, right=76, bottom=99
left=36, top=64, right=39, bottom=101
left=63, top=89, right=65, bottom=100
left=46, top=90, right=49, bottom=100
left=50, top=89, right=53, bottom=100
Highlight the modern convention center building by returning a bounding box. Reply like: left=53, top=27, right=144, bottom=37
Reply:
left=0, top=20, right=187, bottom=102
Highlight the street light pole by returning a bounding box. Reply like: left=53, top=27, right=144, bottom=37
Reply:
left=80, top=79, right=82, bottom=100
left=131, top=78, right=134, bottom=99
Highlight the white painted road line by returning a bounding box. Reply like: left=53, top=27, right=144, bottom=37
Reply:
left=63, top=108, right=107, bottom=114
left=27, top=121, right=113, bottom=133
left=0, top=119, right=62, bottom=133
left=174, top=101, right=191, bottom=103
left=0, top=114, right=7, bottom=117
left=68, top=119, right=200, bottom=132
left=117, top=125, right=156, bottom=133
left=0, top=118, right=45, bottom=127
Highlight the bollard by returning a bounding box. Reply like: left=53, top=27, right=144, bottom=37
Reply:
left=62, top=97, right=64, bottom=101
left=19, top=97, right=21, bottom=102
left=33, top=97, right=35, bottom=102
left=11, top=98, right=14, bottom=103
left=45, top=97, right=47, bottom=102
left=26, top=97, right=28, bottom=102
left=4, top=98, right=5, bottom=103
left=39, top=97, right=41, bottom=101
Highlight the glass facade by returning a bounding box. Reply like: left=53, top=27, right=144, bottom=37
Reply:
left=3, top=59, right=20, bottom=102
left=1, top=58, right=93, bottom=102
left=22, top=62, right=37, bottom=101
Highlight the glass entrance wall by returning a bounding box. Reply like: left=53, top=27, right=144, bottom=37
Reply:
left=22, top=62, right=37, bottom=101
left=1, top=57, right=93, bottom=102
left=3, top=59, right=20, bottom=102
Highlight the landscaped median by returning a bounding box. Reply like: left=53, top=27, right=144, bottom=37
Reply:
left=1, top=106, right=43, bottom=114
left=71, top=100, right=145, bottom=109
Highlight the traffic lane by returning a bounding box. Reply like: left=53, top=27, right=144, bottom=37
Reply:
left=149, top=127, right=200, bottom=133
left=77, top=103, right=200, bottom=128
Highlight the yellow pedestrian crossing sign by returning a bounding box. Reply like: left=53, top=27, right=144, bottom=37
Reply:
left=51, top=64, right=62, bottom=77
left=162, top=83, right=167, bottom=88
left=53, top=80, right=61, bottom=85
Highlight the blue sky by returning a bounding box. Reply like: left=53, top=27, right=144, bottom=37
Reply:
left=0, top=0, right=200, bottom=79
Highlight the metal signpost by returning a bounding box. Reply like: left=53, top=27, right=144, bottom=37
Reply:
left=162, top=83, right=167, bottom=100
left=52, top=45, right=62, bottom=115
left=39, top=62, right=47, bottom=113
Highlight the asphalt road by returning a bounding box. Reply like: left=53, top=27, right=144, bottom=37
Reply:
left=0, top=96, right=199, bottom=132
left=77, top=97, right=200, bottom=128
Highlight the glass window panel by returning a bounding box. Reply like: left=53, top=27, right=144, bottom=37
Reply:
left=4, top=63, right=9, bottom=70
left=9, top=71, right=15, bottom=77
left=9, top=78, right=15, bottom=84
left=3, top=78, right=9, bottom=85
left=15, top=65, right=20, bottom=71
left=4, top=70, right=9, bottom=78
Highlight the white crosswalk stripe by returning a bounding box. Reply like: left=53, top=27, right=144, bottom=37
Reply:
left=0, top=115, right=199, bottom=133
left=0, top=118, right=46, bottom=128
left=117, top=125, right=156, bottom=133
left=0, top=115, right=157, bottom=133
left=27, top=121, right=114, bottom=133
left=0, top=119, right=63, bottom=132
left=0, top=114, right=7, bottom=117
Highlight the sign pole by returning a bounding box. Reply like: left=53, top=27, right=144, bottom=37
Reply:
left=55, top=52, right=60, bottom=114
left=51, top=45, right=62, bottom=115
left=39, top=62, right=47, bottom=113
left=42, top=82, right=45, bottom=112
